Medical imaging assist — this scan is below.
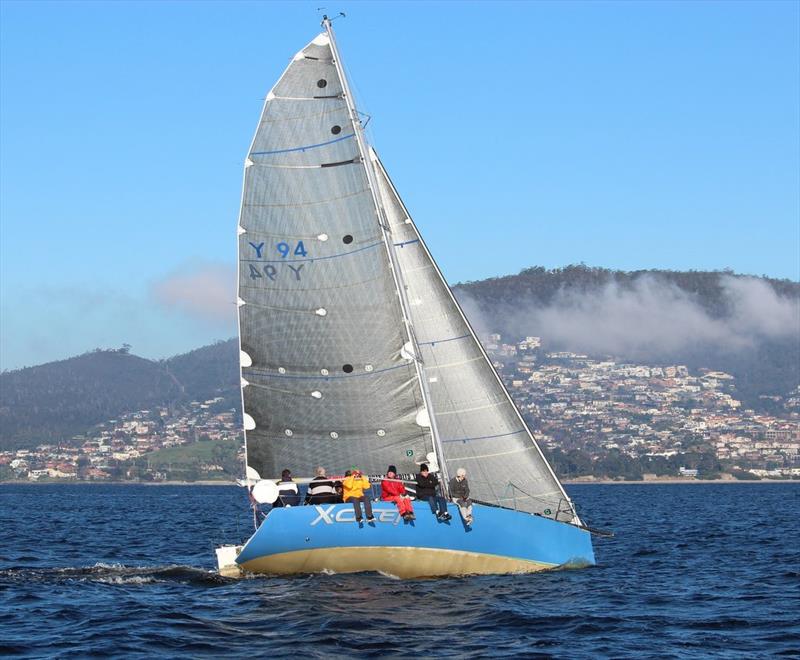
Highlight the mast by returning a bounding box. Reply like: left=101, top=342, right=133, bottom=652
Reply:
left=322, top=16, right=451, bottom=492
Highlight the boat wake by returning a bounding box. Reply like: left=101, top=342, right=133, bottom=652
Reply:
left=0, top=563, right=230, bottom=586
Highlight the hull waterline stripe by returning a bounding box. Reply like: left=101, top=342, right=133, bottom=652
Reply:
left=251, top=133, right=354, bottom=156
left=238, top=545, right=558, bottom=578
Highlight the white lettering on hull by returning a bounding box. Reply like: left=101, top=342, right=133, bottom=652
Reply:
left=310, top=505, right=403, bottom=526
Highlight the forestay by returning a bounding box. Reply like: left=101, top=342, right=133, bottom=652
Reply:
left=237, top=33, right=434, bottom=479
left=369, top=150, right=577, bottom=522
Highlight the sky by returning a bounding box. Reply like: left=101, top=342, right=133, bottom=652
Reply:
left=1, top=0, right=798, bottom=370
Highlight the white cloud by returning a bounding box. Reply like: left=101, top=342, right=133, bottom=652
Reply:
left=150, top=260, right=237, bottom=326
left=458, top=274, right=799, bottom=359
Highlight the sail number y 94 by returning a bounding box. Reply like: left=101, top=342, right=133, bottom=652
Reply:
left=247, top=240, right=307, bottom=281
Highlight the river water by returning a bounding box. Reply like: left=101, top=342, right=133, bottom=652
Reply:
left=1, top=483, right=798, bottom=658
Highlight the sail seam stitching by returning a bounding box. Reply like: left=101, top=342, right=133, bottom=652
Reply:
left=244, top=363, right=409, bottom=380
left=418, top=333, right=471, bottom=346
left=441, top=429, right=526, bottom=444
left=243, top=187, right=369, bottom=207
left=251, top=133, right=354, bottom=155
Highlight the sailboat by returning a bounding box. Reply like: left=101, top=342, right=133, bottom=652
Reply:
left=216, top=17, right=596, bottom=579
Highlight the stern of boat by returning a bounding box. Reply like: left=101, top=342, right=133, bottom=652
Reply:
left=215, top=544, right=244, bottom=578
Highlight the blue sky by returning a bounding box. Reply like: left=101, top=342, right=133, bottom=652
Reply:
left=1, top=0, right=798, bottom=370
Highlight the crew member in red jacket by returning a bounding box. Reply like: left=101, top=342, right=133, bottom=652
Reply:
left=380, top=465, right=415, bottom=521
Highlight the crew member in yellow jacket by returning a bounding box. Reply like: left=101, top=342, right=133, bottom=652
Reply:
left=342, top=468, right=375, bottom=523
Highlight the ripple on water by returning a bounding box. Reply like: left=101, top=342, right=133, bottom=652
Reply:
left=1, top=483, right=799, bottom=658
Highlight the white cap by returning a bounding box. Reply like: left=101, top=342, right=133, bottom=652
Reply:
left=456, top=468, right=467, bottom=477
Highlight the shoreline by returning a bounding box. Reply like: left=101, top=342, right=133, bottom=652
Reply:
left=2, top=478, right=798, bottom=486
left=0, top=480, right=237, bottom=486
left=563, top=478, right=799, bottom=485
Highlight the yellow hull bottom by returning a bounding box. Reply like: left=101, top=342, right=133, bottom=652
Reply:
left=239, top=546, right=557, bottom=579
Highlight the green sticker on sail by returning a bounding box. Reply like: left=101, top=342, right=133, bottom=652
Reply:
left=544, top=509, right=552, bottom=516
left=405, top=450, right=414, bottom=457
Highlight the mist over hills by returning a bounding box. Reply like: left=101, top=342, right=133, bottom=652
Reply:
left=455, top=265, right=800, bottom=407
left=1, top=266, right=797, bottom=450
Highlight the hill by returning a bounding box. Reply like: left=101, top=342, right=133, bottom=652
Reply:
left=456, top=265, right=799, bottom=312
left=455, top=266, right=799, bottom=408
left=163, top=338, right=240, bottom=405
left=0, top=340, right=239, bottom=450
left=1, top=267, right=797, bottom=449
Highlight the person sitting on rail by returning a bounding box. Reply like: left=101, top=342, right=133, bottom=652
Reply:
left=381, top=465, right=415, bottom=521
left=415, top=463, right=451, bottom=521
left=342, top=467, right=375, bottom=523
left=449, top=467, right=473, bottom=526
left=305, top=466, right=338, bottom=504
left=274, top=468, right=300, bottom=507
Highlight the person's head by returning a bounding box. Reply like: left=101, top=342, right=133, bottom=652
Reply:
left=281, top=468, right=291, bottom=481
left=351, top=466, right=361, bottom=476
left=344, top=470, right=352, bottom=477
left=387, top=465, right=397, bottom=477
left=420, top=463, right=429, bottom=475
left=316, top=466, right=326, bottom=477
left=456, top=468, right=467, bottom=481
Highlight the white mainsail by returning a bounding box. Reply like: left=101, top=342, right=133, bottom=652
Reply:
left=237, top=27, right=578, bottom=523
left=238, top=33, right=434, bottom=478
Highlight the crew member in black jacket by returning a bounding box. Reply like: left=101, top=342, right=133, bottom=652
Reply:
left=415, top=464, right=451, bottom=521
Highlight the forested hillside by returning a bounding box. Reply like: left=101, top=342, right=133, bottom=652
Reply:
left=457, top=265, right=798, bottom=311
left=455, top=266, right=800, bottom=408
left=163, top=339, right=239, bottom=404
left=0, top=340, right=239, bottom=450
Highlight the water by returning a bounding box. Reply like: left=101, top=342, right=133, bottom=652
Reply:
left=1, top=483, right=798, bottom=658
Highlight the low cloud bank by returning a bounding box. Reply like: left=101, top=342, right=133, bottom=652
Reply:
left=150, top=261, right=237, bottom=326
left=458, top=275, right=800, bottom=360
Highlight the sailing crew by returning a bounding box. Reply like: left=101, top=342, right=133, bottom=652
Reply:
left=381, top=465, right=415, bottom=521
left=449, top=468, right=473, bottom=526
left=305, top=466, right=338, bottom=504
left=335, top=472, right=350, bottom=503
left=274, top=469, right=301, bottom=507
left=415, top=463, right=451, bottom=521
left=342, top=467, right=375, bottom=523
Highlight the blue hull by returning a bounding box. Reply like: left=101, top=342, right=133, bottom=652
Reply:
left=236, top=502, right=595, bottom=578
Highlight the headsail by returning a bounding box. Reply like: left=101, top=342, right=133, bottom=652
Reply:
left=369, top=149, right=578, bottom=522
left=237, top=32, right=434, bottom=478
